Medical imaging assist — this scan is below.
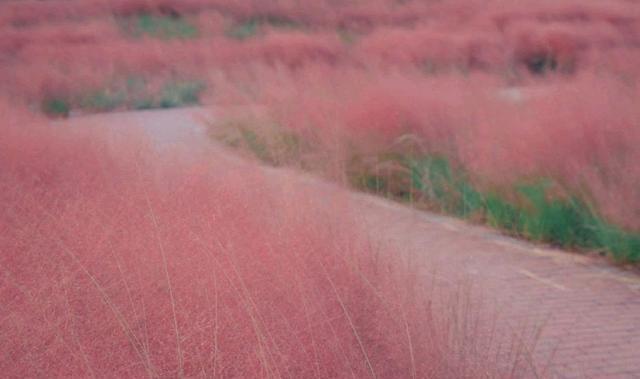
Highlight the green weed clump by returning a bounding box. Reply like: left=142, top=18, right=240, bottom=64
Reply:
left=225, top=16, right=303, bottom=40
left=41, top=97, right=70, bottom=117
left=40, top=79, right=205, bottom=116
left=80, top=89, right=125, bottom=112
left=119, top=14, right=199, bottom=40
left=212, top=119, right=307, bottom=167
left=225, top=19, right=259, bottom=40
left=158, top=80, right=204, bottom=108
left=294, top=137, right=640, bottom=262
left=402, top=156, right=640, bottom=262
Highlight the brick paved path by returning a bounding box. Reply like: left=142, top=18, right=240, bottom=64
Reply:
left=70, top=108, right=640, bottom=378
left=352, top=194, right=640, bottom=378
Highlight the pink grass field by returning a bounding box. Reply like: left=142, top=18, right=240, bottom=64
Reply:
left=213, top=66, right=640, bottom=230
left=1, top=0, right=640, bottom=376
left=0, top=103, right=530, bottom=377
left=1, top=0, right=639, bottom=228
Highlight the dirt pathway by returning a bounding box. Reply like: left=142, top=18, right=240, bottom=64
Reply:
left=60, top=108, right=640, bottom=378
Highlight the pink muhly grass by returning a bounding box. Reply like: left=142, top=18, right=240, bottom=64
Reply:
left=212, top=65, right=640, bottom=230
left=0, top=104, right=519, bottom=377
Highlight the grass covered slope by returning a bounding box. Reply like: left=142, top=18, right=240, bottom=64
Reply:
left=210, top=68, right=640, bottom=262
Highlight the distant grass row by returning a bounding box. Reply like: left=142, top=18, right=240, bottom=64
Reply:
left=116, top=13, right=303, bottom=41
left=39, top=13, right=310, bottom=117
left=117, top=14, right=199, bottom=40
left=225, top=16, right=303, bottom=40
left=214, top=123, right=640, bottom=263
left=41, top=11, right=559, bottom=117
left=42, top=79, right=204, bottom=117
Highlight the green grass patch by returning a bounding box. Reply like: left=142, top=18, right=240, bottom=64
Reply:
left=593, top=223, right=640, bottom=262
left=516, top=182, right=597, bottom=247
left=221, top=121, right=306, bottom=167
left=484, top=193, right=522, bottom=232
left=239, top=127, right=274, bottom=164
left=40, top=78, right=205, bottom=117
left=119, top=14, right=199, bottom=40
left=337, top=28, right=359, bottom=45
left=132, top=98, right=156, bottom=110
left=41, top=97, right=70, bottom=117
left=261, top=15, right=301, bottom=29
left=225, top=20, right=259, bottom=40
left=80, top=89, right=126, bottom=112
left=355, top=153, right=640, bottom=262
left=158, top=80, right=205, bottom=108
left=225, top=16, right=303, bottom=40
left=409, top=156, right=484, bottom=217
